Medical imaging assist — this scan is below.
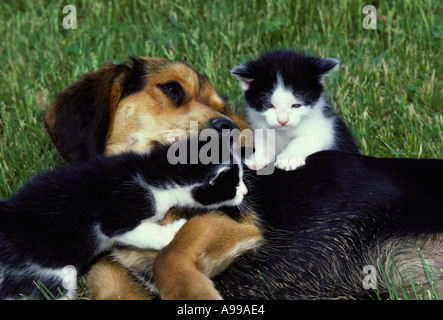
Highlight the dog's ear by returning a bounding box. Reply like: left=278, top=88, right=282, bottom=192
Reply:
left=231, top=64, right=254, bottom=91
left=44, top=57, right=147, bottom=162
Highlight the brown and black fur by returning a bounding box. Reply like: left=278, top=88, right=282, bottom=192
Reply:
left=214, top=154, right=443, bottom=299
left=45, top=57, right=250, bottom=162
left=45, top=56, right=260, bottom=300
left=45, top=56, right=443, bottom=300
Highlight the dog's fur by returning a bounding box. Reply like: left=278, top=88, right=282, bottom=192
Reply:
left=45, top=56, right=443, bottom=299
left=45, top=57, right=250, bottom=162
left=213, top=153, right=443, bottom=299
left=44, top=57, right=261, bottom=300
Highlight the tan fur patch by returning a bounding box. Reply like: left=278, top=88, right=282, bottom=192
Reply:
left=153, top=212, right=263, bottom=300
left=88, top=256, right=152, bottom=300
left=374, top=234, right=443, bottom=298
left=105, top=58, right=246, bottom=155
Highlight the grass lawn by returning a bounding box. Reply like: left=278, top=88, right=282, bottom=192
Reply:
left=0, top=0, right=442, bottom=299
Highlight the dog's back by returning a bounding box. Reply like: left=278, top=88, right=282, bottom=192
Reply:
left=213, top=151, right=443, bottom=299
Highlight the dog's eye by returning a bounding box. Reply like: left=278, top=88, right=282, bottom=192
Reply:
left=292, top=104, right=302, bottom=108
left=164, top=84, right=177, bottom=93
left=263, top=103, right=274, bottom=109
left=157, top=81, right=185, bottom=106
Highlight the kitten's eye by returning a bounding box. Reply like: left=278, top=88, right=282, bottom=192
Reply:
left=263, top=103, right=274, bottom=109
left=292, top=104, right=302, bottom=108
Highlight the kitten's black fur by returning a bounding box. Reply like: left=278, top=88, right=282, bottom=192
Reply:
left=213, top=152, right=443, bottom=299
left=234, top=50, right=337, bottom=109
left=0, top=140, right=243, bottom=299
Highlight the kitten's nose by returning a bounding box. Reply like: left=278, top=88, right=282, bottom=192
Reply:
left=278, top=119, right=288, bottom=126
left=239, top=181, right=248, bottom=196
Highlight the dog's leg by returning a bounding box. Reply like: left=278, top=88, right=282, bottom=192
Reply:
left=153, top=211, right=263, bottom=300
left=87, top=211, right=182, bottom=300
left=88, top=211, right=262, bottom=300
left=88, top=256, right=153, bottom=300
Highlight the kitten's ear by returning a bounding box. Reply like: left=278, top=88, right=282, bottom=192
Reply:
left=319, top=58, right=340, bottom=74
left=208, top=166, right=229, bottom=186
left=318, top=58, right=340, bottom=84
left=231, top=65, right=254, bottom=91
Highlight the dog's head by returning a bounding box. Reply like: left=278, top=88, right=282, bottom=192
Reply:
left=45, top=57, right=249, bottom=162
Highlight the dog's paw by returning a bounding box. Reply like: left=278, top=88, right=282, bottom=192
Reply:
left=275, top=153, right=306, bottom=171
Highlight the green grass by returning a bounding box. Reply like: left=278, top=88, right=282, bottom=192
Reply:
left=0, top=0, right=442, bottom=299
left=0, top=0, right=442, bottom=198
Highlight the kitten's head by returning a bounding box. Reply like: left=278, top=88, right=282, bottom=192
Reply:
left=191, top=161, right=247, bottom=209
left=232, top=50, right=339, bottom=128
left=151, top=138, right=248, bottom=210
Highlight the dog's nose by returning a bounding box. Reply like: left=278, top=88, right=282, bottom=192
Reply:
left=209, top=117, right=238, bottom=133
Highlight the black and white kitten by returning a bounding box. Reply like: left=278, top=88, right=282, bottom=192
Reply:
left=232, top=50, right=359, bottom=171
left=0, top=140, right=247, bottom=300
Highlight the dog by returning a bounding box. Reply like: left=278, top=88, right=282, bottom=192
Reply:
left=213, top=153, right=443, bottom=299
left=45, top=56, right=443, bottom=299
left=45, top=56, right=262, bottom=300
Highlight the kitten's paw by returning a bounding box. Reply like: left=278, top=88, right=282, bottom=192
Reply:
left=245, top=154, right=271, bottom=170
left=276, top=154, right=306, bottom=171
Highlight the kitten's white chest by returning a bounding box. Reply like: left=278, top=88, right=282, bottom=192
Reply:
left=247, top=98, right=336, bottom=171
left=272, top=127, right=297, bottom=153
